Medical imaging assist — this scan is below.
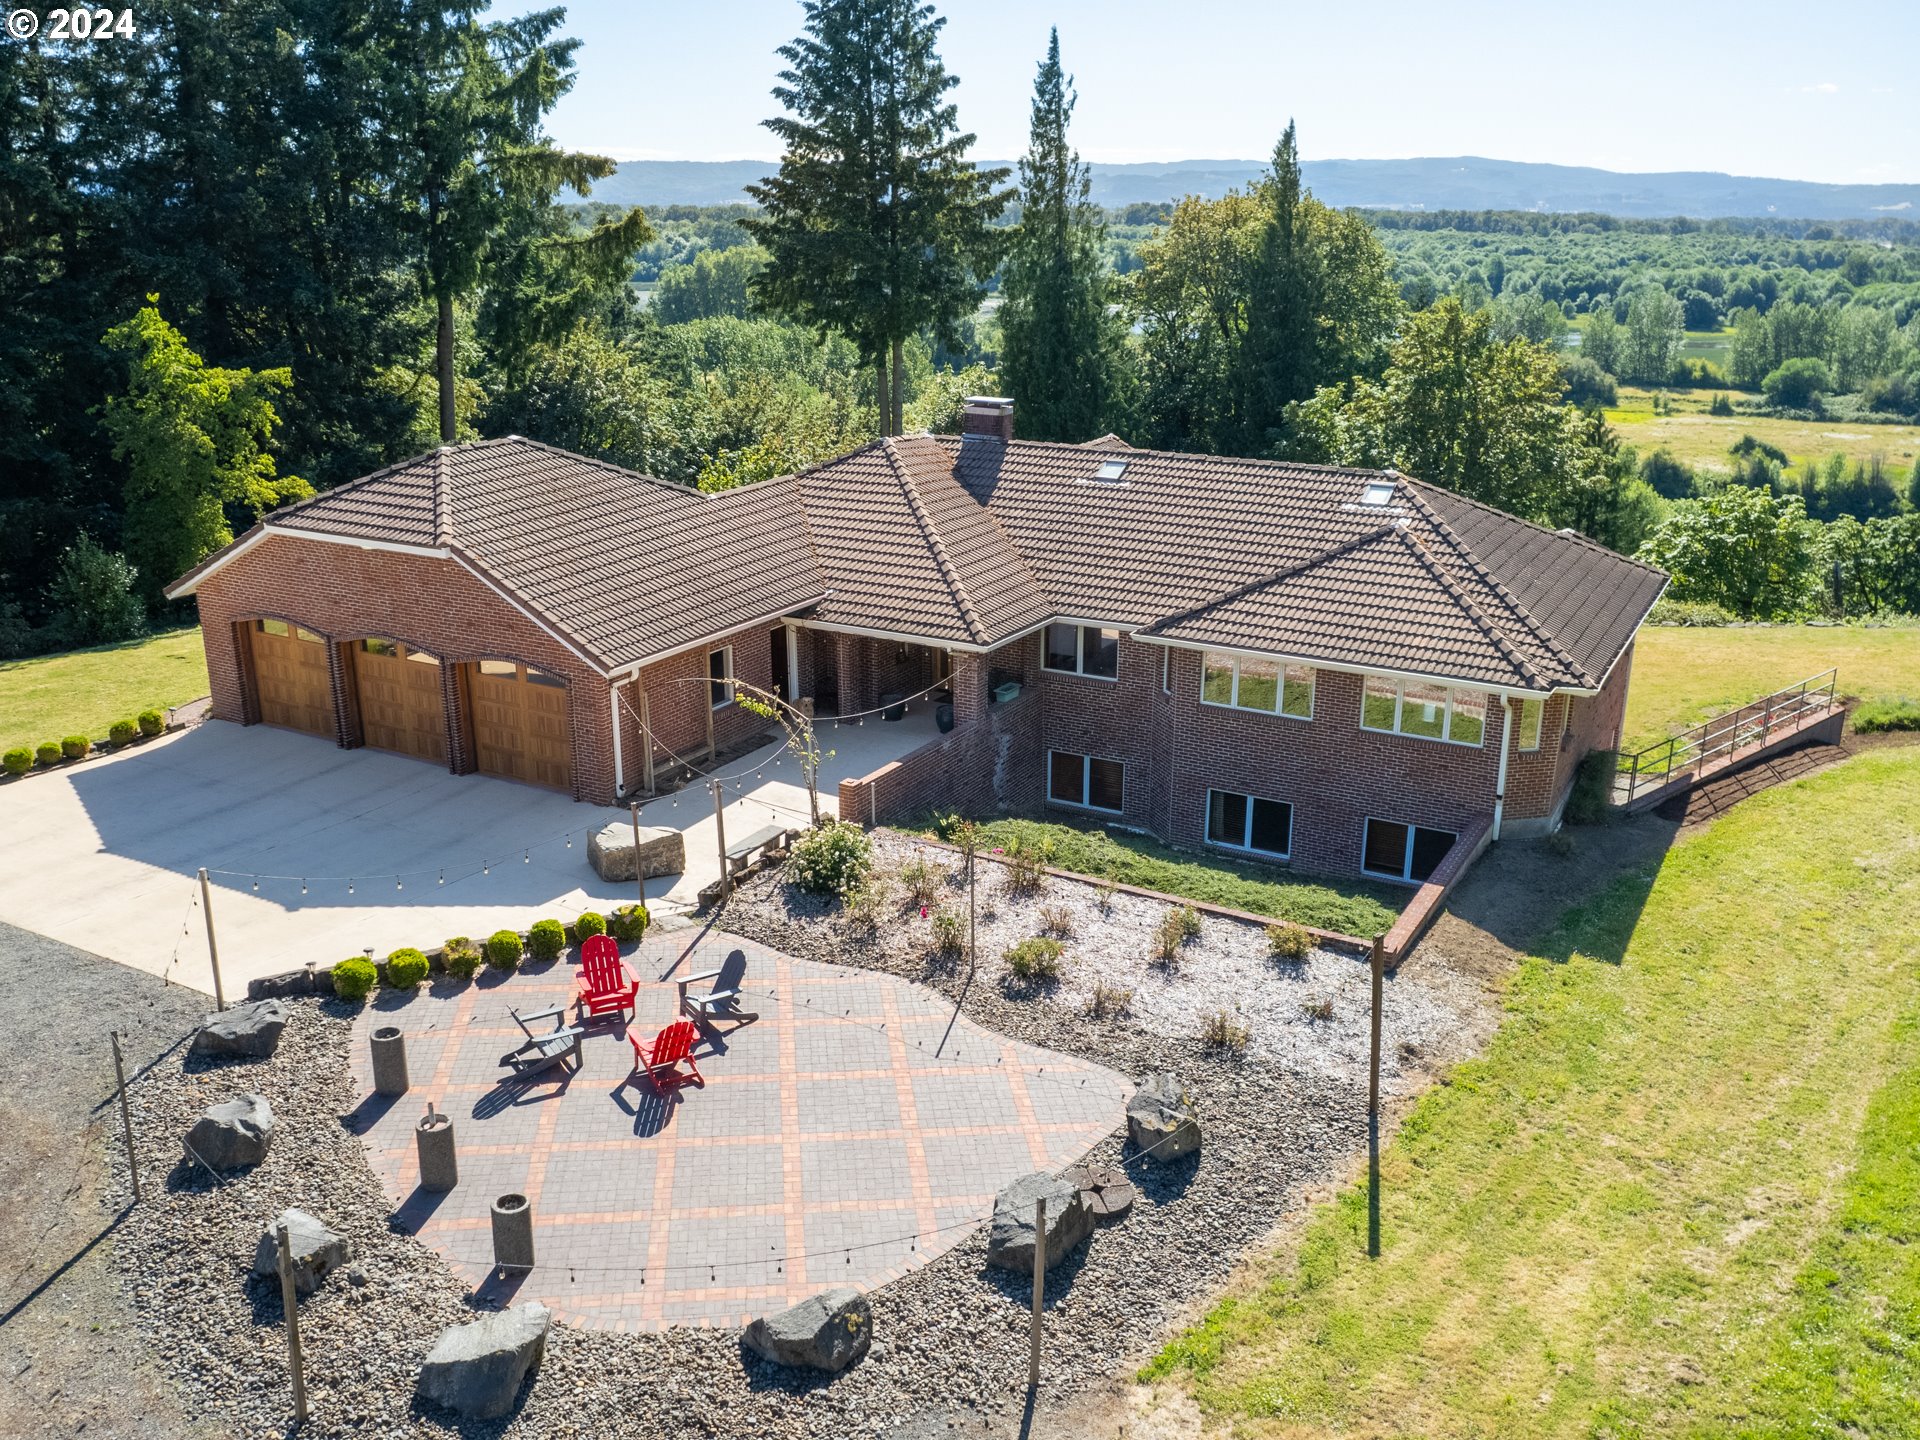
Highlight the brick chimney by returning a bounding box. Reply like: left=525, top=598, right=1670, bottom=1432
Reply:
left=960, top=396, right=1014, bottom=443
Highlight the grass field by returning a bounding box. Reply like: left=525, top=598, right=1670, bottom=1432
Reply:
left=1604, top=385, right=1920, bottom=479
left=0, top=628, right=208, bottom=755
left=912, top=815, right=1403, bottom=937
left=1145, top=747, right=1920, bottom=1438
left=1623, top=623, right=1920, bottom=753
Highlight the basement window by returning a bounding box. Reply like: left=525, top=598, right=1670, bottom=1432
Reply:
left=1362, top=818, right=1457, bottom=884
left=1048, top=750, right=1125, bottom=814
left=1206, top=789, right=1293, bottom=860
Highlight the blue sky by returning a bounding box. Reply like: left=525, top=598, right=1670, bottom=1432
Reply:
left=521, top=0, right=1917, bottom=184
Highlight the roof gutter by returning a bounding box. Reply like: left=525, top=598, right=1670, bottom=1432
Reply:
left=785, top=615, right=993, bottom=655
left=1129, top=633, right=1553, bottom=699
left=165, top=525, right=451, bottom=600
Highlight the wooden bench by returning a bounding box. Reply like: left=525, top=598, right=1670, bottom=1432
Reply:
left=725, top=823, right=793, bottom=875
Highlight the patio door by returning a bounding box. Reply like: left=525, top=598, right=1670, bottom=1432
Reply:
left=353, top=638, right=448, bottom=764
left=248, top=619, right=333, bottom=737
left=469, top=659, right=572, bottom=792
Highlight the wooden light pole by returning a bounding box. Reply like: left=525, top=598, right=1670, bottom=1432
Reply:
left=197, top=867, right=225, bottom=1011
left=110, top=1031, right=140, bottom=1204
left=1367, top=934, right=1384, bottom=1259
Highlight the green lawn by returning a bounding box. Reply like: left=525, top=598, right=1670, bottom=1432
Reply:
left=1604, top=385, right=1920, bottom=479
left=0, top=627, right=208, bottom=755
left=1144, top=747, right=1920, bottom=1438
left=1623, top=623, right=1920, bottom=754
left=914, top=815, right=1403, bottom=937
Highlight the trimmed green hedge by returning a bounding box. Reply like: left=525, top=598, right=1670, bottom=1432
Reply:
left=2, top=747, right=30, bottom=777
left=527, top=918, right=566, bottom=962
left=108, top=718, right=137, bottom=746
left=485, top=929, right=523, bottom=972
left=60, top=735, right=89, bottom=760
left=137, top=708, right=166, bottom=737
left=35, top=742, right=60, bottom=767
left=574, top=911, right=607, bottom=940
left=442, top=937, right=481, bottom=982
left=333, top=956, right=378, bottom=1002
left=384, top=947, right=429, bottom=989
left=609, top=904, right=650, bottom=943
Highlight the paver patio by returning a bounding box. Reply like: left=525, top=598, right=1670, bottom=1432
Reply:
left=346, top=930, right=1132, bottom=1331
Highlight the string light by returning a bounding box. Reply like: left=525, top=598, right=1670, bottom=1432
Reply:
left=251, top=879, right=258, bottom=892
left=437, top=870, right=444, bottom=885
left=300, top=879, right=307, bottom=895
left=347, top=879, right=355, bottom=894
left=396, top=879, right=403, bottom=891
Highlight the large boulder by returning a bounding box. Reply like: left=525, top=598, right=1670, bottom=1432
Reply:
left=1127, top=1072, right=1201, bottom=1162
left=191, top=999, right=289, bottom=1059
left=985, top=1172, right=1093, bottom=1272
left=183, top=1094, right=274, bottom=1170
left=743, top=1287, right=872, bottom=1373
left=588, top=820, right=686, bottom=882
left=251, top=1208, right=350, bottom=1297
left=417, top=1303, right=552, bottom=1420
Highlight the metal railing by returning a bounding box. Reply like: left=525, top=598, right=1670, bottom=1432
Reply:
left=1615, top=667, right=1839, bottom=805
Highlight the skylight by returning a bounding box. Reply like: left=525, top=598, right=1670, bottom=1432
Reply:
left=1360, top=480, right=1396, bottom=507
left=1093, top=459, right=1128, bottom=482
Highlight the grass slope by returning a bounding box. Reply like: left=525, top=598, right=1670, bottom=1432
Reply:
left=1145, top=748, right=1920, bottom=1438
left=913, top=816, right=1402, bottom=937
left=0, top=628, right=207, bottom=755
left=1623, top=624, right=1920, bottom=753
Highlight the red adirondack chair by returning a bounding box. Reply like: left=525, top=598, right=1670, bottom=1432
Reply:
left=576, top=934, right=638, bottom=1023
left=629, top=1018, right=702, bottom=1090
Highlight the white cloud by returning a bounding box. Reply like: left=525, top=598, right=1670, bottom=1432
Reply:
left=1798, top=81, right=1841, bottom=94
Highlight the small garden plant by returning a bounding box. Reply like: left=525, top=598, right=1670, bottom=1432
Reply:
left=789, top=819, right=873, bottom=897
left=1201, top=1007, right=1251, bottom=1054
left=2, top=746, right=29, bottom=777
left=1036, top=903, right=1074, bottom=937
left=929, top=907, right=964, bottom=961
left=137, top=707, right=166, bottom=737
left=108, top=718, right=137, bottom=746
left=526, top=918, right=567, bottom=962
left=485, top=929, right=523, bottom=972
left=1265, top=921, right=1313, bottom=961
left=1300, top=996, right=1334, bottom=1022
left=1001, top=836, right=1050, bottom=896
left=442, top=937, right=481, bottom=982
left=384, top=947, right=429, bottom=990
left=843, top=880, right=890, bottom=934
left=608, top=904, right=649, bottom=943
left=1086, top=981, right=1133, bottom=1019
left=35, top=742, right=60, bottom=767
left=332, top=956, right=378, bottom=1002
left=899, top=856, right=941, bottom=907
left=61, top=734, right=89, bottom=760
left=1003, top=936, right=1063, bottom=984
left=573, top=911, right=607, bottom=940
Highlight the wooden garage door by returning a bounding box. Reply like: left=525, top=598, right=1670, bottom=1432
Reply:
left=469, top=659, right=571, bottom=791
left=353, top=638, right=447, bottom=764
left=249, top=619, right=333, bottom=737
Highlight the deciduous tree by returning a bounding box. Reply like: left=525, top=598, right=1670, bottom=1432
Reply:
left=1637, top=487, right=1815, bottom=619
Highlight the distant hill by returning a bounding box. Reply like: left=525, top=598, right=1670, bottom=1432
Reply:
left=582, top=156, right=1918, bottom=221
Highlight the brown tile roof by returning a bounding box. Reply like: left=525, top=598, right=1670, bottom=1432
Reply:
left=174, top=430, right=1664, bottom=694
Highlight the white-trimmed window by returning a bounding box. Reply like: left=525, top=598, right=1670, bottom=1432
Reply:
left=1042, top=623, right=1119, bottom=680
left=1361, top=818, right=1457, bottom=883
left=259, top=618, right=323, bottom=644
left=1201, top=652, right=1314, bottom=719
left=1205, top=789, right=1292, bottom=859
left=708, top=647, right=734, bottom=709
left=1361, top=676, right=1486, bottom=746
left=1517, top=696, right=1544, bottom=751
left=1048, top=750, right=1124, bottom=813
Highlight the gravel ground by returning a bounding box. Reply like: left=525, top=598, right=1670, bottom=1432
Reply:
left=101, top=837, right=1499, bottom=1440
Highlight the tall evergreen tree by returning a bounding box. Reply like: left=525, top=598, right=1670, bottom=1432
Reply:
left=997, top=29, right=1130, bottom=442
left=746, top=0, right=1010, bottom=436
left=1238, top=121, right=1319, bottom=447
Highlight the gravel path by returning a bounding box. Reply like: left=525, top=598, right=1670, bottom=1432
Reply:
left=97, top=837, right=1500, bottom=1439
left=0, top=922, right=221, bottom=1440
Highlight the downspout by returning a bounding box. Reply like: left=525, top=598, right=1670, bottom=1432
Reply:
left=1492, top=692, right=1512, bottom=840
left=610, top=682, right=625, bottom=797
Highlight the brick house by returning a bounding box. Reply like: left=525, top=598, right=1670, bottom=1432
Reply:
left=169, top=399, right=1664, bottom=885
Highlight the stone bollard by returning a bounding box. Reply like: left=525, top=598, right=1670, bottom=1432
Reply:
left=491, top=1193, right=535, bottom=1270
left=416, top=1104, right=457, bottom=1192
left=371, top=1026, right=409, bottom=1097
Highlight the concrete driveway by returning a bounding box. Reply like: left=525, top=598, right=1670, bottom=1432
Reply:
left=0, top=709, right=942, bottom=996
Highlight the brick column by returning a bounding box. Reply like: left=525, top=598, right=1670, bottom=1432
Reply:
left=441, top=662, right=477, bottom=775
left=327, top=641, right=363, bottom=750
left=231, top=620, right=262, bottom=726
left=836, top=634, right=876, bottom=717
left=949, top=651, right=989, bottom=729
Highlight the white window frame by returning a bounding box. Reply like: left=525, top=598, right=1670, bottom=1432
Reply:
left=1041, top=623, right=1121, bottom=682
left=1047, top=749, right=1125, bottom=814
left=708, top=646, right=735, bottom=710
left=1199, top=653, right=1315, bottom=720
left=1517, top=696, right=1544, bottom=751
left=1360, top=817, right=1459, bottom=884
left=1359, top=675, right=1487, bottom=748
left=1204, top=788, right=1293, bottom=860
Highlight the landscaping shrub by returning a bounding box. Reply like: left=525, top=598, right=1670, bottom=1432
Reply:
left=1036, top=904, right=1074, bottom=937
left=1300, top=996, right=1334, bottom=1022
left=844, top=881, right=890, bottom=934
left=137, top=707, right=165, bottom=737
left=108, top=717, right=137, bottom=746
left=1153, top=904, right=1202, bottom=964
left=485, top=929, right=523, bottom=972
left=1095, top=878, right=1118, bottom=913
left=1001, top=837, right=1050, bottom=896
left=1851, top=697, right=1920, bottom=734
left=899, top=857, right=941, bottom=907
left=332, top=956, right=378, bottom=1002
left=1265, top=921, right=1314, bottom=961
left=573, top=911, right=607, bottom=940
left=929, top=907, right=964, bottom=961
left=1566, top=750, right=1618, bottom=825
left=442, top=937, right=481, bottom=982
left=1200, top=1007, right=1251, bottom=1054
left=384, top=947, right=429, bottom=989
left=35, top=742, right=60, bottom=767
left=1544, top=829, right=1577, bottom=858
left=1648, top=597, right=1737, bottom=627
left=526, top=919, right=566, bottom=962
left=2, top=746, right=30, bottom=777
left=789, top=819, right=873, bottom=897
left=61, top=734, right=90, bottom=760
left=1086, top=981, right=1133, bottom=1019
left=1003, top=936, right=1063, bottom=983
left=608, top=904, right=650, bottom=943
